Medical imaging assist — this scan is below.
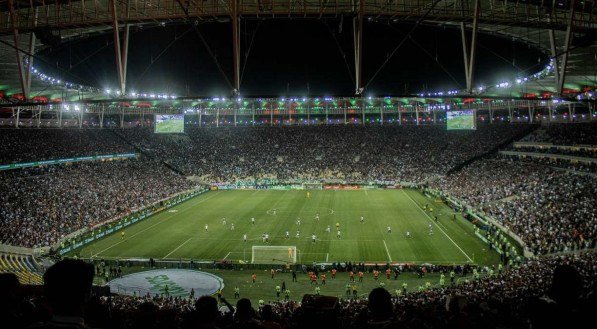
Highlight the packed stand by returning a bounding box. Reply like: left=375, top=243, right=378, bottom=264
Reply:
left=3, top=252, right=595, bottom=329
left=429, top=157, right=597, bottom=255
left=118, top=125, right=531, bottom=183
left=519, top=122, right=597, bottom=145
left=0, top=158, right=198, bottom=248
left=0, top=129, right=133, bottom=164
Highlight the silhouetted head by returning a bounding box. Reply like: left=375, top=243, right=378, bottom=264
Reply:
left=368, top=287, right=393, bottom=318
left=195, top=295, right=219, bottom=323
left=235, top=298, right=255, bottom=321
left=43, top=259, right=94, bottom=316
left=550, top=264, right=583, bottom=306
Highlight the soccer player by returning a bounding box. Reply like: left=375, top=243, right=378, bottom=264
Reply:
left=336, top=222, right=340, bottom=230
left=429, top=225, right=433, bottom=235
left=222, top=218, right=226, bottom=225
left=234, top=286, right=240, bottom=299
left=336, top=230, right=341, bottom=239
left=307, top=192, right=311, bottom=199
left=360, top=216, right=364, bottom=223
left=297, top=218, right=301, bottom=226
left=315, top=213, right=319, bottom=221
left=296, top=230, right=300, bottom=238
left=243, top=234, right=247, bottom=242
left=288, top=247, right=293, bottom=259
left=387, top=226, right=392, bottom=233
left=265, top=233, right=269, bottom=243
left=121, top=231, right=125, bottom=240
left=406, top=231, right=411, bottom=238
left=205, top=224, right=208, bottom=232
left=326, top=225, right=331, bottom=233
left=251, top=217, right=255, bottom=225
left=272, top=209, right=277, bottom=215
left=262, top=233, right=266, bottom=243
left=231, top=223, right=235, bottom=230
left=251, top=273, right=257, bottom=284
left=285, top=231, right=290, bottom=238
left=312, top=234, right=316, bottom=243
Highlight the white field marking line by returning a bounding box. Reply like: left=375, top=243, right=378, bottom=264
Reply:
left=326, top=253, right=329, bottom=262
left=93, top=191, right=223, bottom=257
left=222, top=252, right=231, bottom=260
left=162, top=238, right=193, bottom=259
left=364, top=189, right=368, bottom=196
left=402, top=190, right=474, bottom=263
left=383, top=240, right=393, bottom=263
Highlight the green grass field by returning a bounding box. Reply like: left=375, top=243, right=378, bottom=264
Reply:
left=155, top=117, right=184, bottom=133
left=75, top=189, right=498, bottom=266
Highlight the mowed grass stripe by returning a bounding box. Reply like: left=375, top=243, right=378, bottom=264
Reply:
left=75, top=189, right=495, bottom=265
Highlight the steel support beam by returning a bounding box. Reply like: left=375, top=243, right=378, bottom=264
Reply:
left=110, top=0, right=127, bottom=95
left=460, top=0, right=480, bottom=94
left=548, top=29, right=560, bottom=93
left=8, top=0, right=28, bottom=100
left=558, top=0, right=576, bottom=95
left=232, top=0, right=241, bottom=94
left=353, top=0, right=364, bottom=95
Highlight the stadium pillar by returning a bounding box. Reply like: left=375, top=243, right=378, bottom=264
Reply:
left=8, top=0, right=29, bottom=100
left=36, top=106, right=41, bottom=128
left=529, top=106, right=533, bottom=123
left=198, top=107, right=203, bottom=127
left=14, top=107, right=20, bottom=128
left=460, top=0, right=480, bottom=94
left=100, top=105, right=105, bottom=128
left=415, top=107, right=419, bottom=125
left=120, top=110, right=124, bottom=128
left=433, top=109, right=437, bottom=124
left=353, top=0, right=364, bottom=95
left=548, top=29, right=560, bottom=94
left=270, top=105, right=273, bottom=126
left=252, top=103, right=255, bottom=126
left=398, top=109, right=402, bottom=125
left=361, top=101, right=365, bottom=125
left=326, top=103, right=329, bottom=125
left=548, top=102, right=553, bottom=122
left=216, top=108, right=220, bottom=127
left=110, top=0, right=129, bottom=95
left=568, top=103, right=574, bottom=122
left=234, top=107, right=237, bottom=126
left=380, top=105, right=383, bottom=125
left=231, top=0, right=241, bottom=94
left=558, top=0, right=576, bottom=96
left=344, top=108, right=347, bottom=124
left=58, top=106, right=63, bottom=128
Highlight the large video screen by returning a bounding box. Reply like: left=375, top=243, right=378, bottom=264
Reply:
left=155, top=114, right=184, bottom=133
left=446, top=110, right=476, bottom=130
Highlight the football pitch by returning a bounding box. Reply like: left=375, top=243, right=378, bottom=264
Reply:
left=155, top=119, right=184, bottom=133
left=75, top=189, right=499, bottom=266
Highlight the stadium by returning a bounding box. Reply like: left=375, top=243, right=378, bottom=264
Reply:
left=0, top=1, right=595, bottom=328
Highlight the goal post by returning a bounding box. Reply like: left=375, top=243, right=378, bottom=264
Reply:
left=302, top=182, right=323, bottom=190
left=251, top=246, right=297, bottom=264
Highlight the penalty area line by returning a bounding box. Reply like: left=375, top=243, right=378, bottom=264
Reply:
left=163, top=238, right=193, bottom=259
left=402, top=190, right=474, bottom=263
left=383, top=240, right=392, bottom=263
left=92, top=191, right=223, bottom=258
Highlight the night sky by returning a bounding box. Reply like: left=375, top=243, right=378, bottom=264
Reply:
left=36, top=19, right=548, bottom=97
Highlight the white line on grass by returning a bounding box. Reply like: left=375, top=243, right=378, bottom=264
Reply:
left=402, top=190, right=474, bottom=263
left=222, top=252, right=231, bottom=260
left=383, top=240, right=393, bottom=262
left=326, top=253, right=329, bottom=262
left=93, top=191, right=223, bottom=257
left=163, top=238, right=193, bottom=259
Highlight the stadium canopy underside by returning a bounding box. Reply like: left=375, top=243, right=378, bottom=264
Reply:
left=0, top=0, right=595, bottom=103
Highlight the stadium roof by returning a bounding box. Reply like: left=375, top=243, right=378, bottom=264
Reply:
left=0, top=0, right=595, bottom=102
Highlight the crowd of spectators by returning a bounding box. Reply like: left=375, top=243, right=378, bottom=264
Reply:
left=2, top=252, right=594, bottom=328
left=0, top=129, right=132, bottom=164
left=519, top=122, right=597, bottom=145
left=0, top=158, right=197, bottom=248
left=429, top=157, right=597, bottom=255
left=118, top=125, right=531, bottom=183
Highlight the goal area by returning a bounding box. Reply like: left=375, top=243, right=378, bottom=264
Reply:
left=302, top=182, right=323, bottom=190
left=252, top=246, right=297, bottom=264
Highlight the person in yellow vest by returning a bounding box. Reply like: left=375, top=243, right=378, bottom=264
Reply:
left=275, top=285, right=281, bottom=299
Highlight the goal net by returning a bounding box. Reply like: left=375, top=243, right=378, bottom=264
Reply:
left=302, top=182, right=323, bottom=190
left=252, top=246, right=297, bottom=264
